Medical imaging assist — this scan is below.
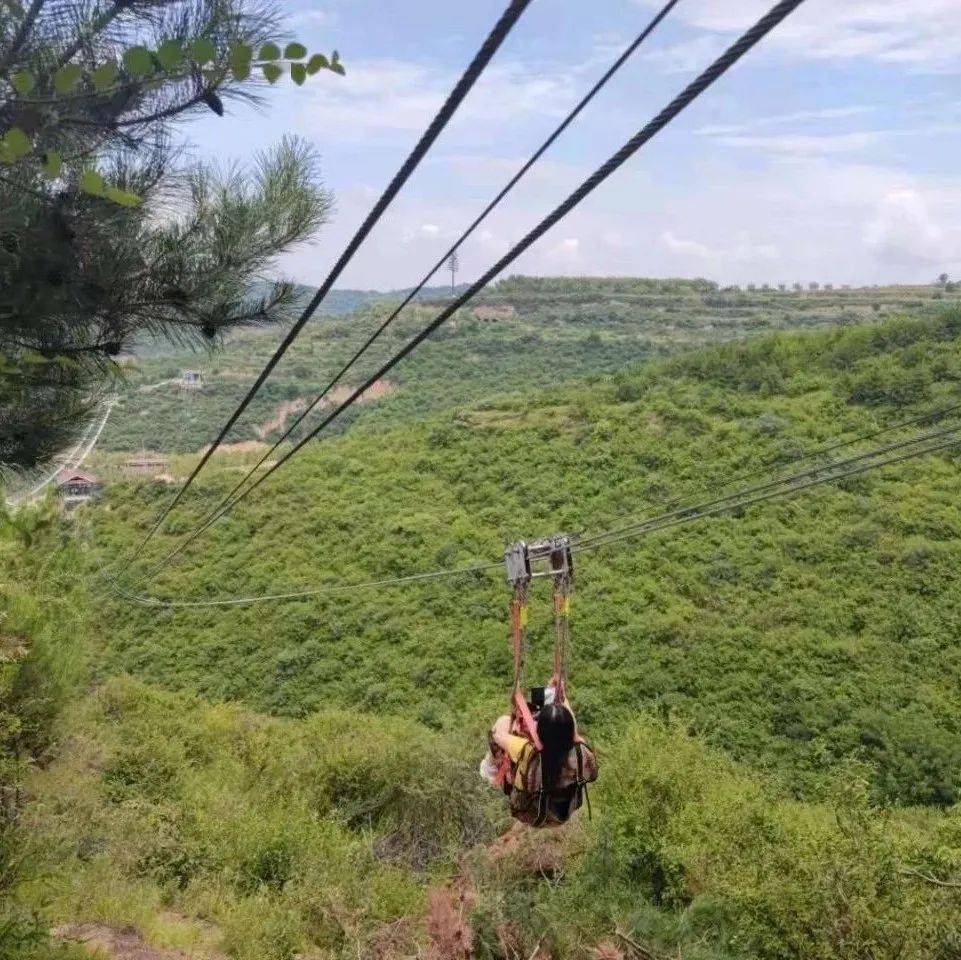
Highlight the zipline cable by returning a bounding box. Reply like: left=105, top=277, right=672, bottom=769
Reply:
left=107, top=559, right=502, bottom=608
left=111, top=416, right=961, bottom=608
left=575, top=417, right=961, bottom=549
left=181, top=0, right=685, bottom=540
left=131, top=0, right=535, bottom=557
left=589, top=394, right=961, bottom=535
left=573, top=432, right=961, bottom=555
left=133, top=0, right=809, bottom=582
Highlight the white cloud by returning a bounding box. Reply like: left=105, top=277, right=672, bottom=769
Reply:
left=695, top=106, right=875, bottom=137
left=661, top=231, right=778, bottom=264
left=546, top=237, right=582, bottom=264
left=635, top=0, right=961, bottom=73
left=642, top=34, right=729, bottom=74
left=290, top=10, right=331, bottom=29
left=296, top=58, right=576, bottom=139
left=864, top=190, right=951, bottom=267
left=420, top=223, right=440, bottom=236
left=662, top=230, right=715, bottom=259
left=703, top=123, right=961, bottom=158
left=713, top=131, right=886, bottom=156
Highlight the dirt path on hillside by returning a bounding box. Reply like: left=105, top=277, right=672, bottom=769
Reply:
left=55, top=921, right=227, bottom=960
left=54, top=823, right=592, bottom=960
left=254, top=398, right=307, bottom=439
left=252, top=380, right=396, bottom=441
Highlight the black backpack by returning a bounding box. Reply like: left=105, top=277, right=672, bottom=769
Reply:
left=503, top=740, right=593, bottom=827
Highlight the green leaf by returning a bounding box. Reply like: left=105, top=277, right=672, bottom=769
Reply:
left=306, top=53, right=328, bottom=75
left=187, top=38, right=216, bottom=64
left=123, top=46, right=154, bottom=77
left=104, top=185, right=142, bottom=207
left=262, top=62, right=283, bottom=83
left=41, top=150, right=63, bottom=178
left=11, top=71, right=35, bottom=95
left=229, top=42, right=252, bottom=81
left=91, top=61, right=119, bottom=91
left=259, top=42, right=281, bottom=61
left=284, top=42, right=307, bottom=60
left=2, top=127, right=32, bottom=160
left=53, top=64, right=83, bottom=95
left=79, top=169, right=106, bottom=197
left=330, top=60, right=346, bottom=76
left=290, top=63, right=307, bottom=86
left=156, top=39, right=185, bottom=71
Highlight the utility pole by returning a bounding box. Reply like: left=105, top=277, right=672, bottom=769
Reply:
left=446, top=248, right=460, bottom=296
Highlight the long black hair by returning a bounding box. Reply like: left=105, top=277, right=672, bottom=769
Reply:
left=536, top=703, right=575, bottom=791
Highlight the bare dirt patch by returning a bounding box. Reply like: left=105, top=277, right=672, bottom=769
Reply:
left=197, top=440, right=270, bottom=456
left=251, top=380, right=395, bottom=441
left=321, top=378, right=395, bottom=408
left=254, top=399, right=307, bottom=439
left=54, top=923, right=224, bottom=960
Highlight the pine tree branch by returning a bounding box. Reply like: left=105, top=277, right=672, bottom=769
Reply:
left=56, top=0, right=132, bottom=69
left=0, top=0, right=47, bottom=75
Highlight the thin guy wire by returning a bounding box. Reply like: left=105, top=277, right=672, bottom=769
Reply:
left=590, top=394, right=961, bottom=536
left=573, top=433, right=961, bottom=555
left=114, top=427, right=961, bottom=608
left=107, top=560, right=502, bottom=608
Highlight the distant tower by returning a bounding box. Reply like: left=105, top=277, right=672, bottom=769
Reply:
left=446, top=248, right=460, bottom=296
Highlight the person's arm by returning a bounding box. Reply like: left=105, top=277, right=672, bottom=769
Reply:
left=492, top=715, right=532, bottom=764
left=491, top=714, right=514, bottom=753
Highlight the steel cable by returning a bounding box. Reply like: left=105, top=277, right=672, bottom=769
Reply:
left=179, top=0, right=685, bottom=543
left=576, top=417, right=961, bottom=549
left=132, top=0, right=535, bottom=557
left=133, top=0, right=809, bottom=582
left=574, top=432, right=961, bottom=555
left=111, top=423, right=961, bottom=607
left=588, top=395, right=961, bottom=537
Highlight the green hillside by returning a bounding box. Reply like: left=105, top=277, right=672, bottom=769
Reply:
left=87, top=310, right=961, bottom=807
left=96, top=277, right=958, bottom=454
left=7, top=310, right=961, bottom=960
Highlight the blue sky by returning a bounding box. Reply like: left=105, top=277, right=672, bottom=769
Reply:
left=182, top=0, right=961, bottom=290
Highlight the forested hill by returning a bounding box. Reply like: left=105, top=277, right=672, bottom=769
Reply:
left=97, top=276, right=957, bottom=454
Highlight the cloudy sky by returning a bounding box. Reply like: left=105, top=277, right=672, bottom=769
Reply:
left=182, top=0, right=961, bottom=290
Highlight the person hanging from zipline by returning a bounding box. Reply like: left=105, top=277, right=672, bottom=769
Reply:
left=482, top=686, right=597, bottom=827
left=481, top=537, right=598, bottom=827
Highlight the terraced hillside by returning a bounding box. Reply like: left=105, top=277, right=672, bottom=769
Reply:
left=96, top=277, right=960, bottom=455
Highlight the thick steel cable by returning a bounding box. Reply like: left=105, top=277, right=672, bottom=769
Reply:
left=112, top=425, right=961, bottom=608
left=574, top=432, right=961, bottom=555
left=181, top=0, right=685, bottom=541
left=576, top=417, right=961, bottom=549
left=136, top=0, right=808, bottom=581
left=132, top=0, right=535, bottom=557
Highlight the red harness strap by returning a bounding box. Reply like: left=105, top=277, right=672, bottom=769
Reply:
left=494, top=586, right=541, bottom=788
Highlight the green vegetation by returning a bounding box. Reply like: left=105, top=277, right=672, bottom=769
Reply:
left=0, top=503, right=88, bottom=959
left=8, top=307, right=961, bottom=958
left=95, top=276, right=960, bottom=454
left=93, top=310, right=961, bottom=809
